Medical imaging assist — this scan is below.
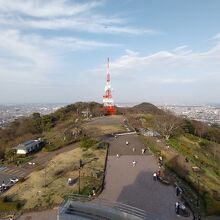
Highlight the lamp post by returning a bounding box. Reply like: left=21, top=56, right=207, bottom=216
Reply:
left=78, top=159, right=83, bottom=194
left=44, top=167, right=47, bottom=188
left=78, top=167, right=81, bottom=194
left=197, top=175, right=200, bottom=208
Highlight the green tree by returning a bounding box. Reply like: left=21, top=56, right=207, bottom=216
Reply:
left=0, top=147, right=4, bottom=160
left=80, top=137, right=97, bottom=150
left=42, top=115, right=55, bottom=131
left=31, top=112, right=42, bottom=133
left=4, top=148, right=15, bottom=162
left=183, top=119, right=195, bottom=134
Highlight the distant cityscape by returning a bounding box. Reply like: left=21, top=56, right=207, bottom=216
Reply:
left=159, top=105, right=220, bottom=124
left=0, top=103, right=66, bottom=127
left=1, top=103, right=220, bottom=128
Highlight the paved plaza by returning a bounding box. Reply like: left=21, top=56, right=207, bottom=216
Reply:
left=100, top=134, right=187, bottom=220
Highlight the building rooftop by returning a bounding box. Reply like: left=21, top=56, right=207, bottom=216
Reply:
left=14, top=139, right=42, bottom=150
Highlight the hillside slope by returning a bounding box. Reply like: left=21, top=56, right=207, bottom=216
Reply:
left=117, top=102, right=164, bottom=115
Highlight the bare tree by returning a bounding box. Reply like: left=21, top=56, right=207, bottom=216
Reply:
left=153, top=114, right=181, bottom=140
left=126, top=114, right=143, bottom=129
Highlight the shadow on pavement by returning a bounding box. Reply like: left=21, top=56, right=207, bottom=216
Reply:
left=116, top=171, right=189, bottom=220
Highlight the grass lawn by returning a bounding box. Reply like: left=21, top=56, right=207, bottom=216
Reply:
left=168, top=134, right=220, bottom=215
left=42, top=130, right=66, bottom=151
left=1, top=146, right=107, bottom=210
left=0, top=197, right=17, bottom=211
left=42, top=126, right=79, bottom=152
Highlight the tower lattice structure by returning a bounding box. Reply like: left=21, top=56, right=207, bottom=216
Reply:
left=103, top=58, right=116, bottom=115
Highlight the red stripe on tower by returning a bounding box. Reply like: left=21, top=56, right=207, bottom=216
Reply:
left=103, top=58, right=116, bottom=115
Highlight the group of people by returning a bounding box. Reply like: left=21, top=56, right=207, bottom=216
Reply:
left=116, top=141, right=147, bottom=168
left=152, top=156, right=163, bottom=181
left=116, top=153, right=137, bottom=167
left=125, top=140, right=147, bottom=155
left=116, top=141, right=147, bottom=157
left=153, top=170, right=161, bottom=181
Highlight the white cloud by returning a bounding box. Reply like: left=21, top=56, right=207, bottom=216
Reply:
left=49, top=37, right=120, bottom=49
left=0, top=29, right=120, bottom=86
left=91, top=37, right=220, bottom=85
left=0, top=29, right=54, bottom=83
left=0, top=0, right=157, bottom=35
left=125, top=49, right=139, bottom=56
left=22, top=18, right=154, bottom=35
left=173, top=45, right=192, bottom=55
left=0, top=0, right=100, bottom=18
left=213, top=33, right=220, bottom=40
left=145, top=78, right=198, bottom=84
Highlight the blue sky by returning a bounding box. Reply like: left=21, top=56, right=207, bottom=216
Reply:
left=0, top=0, right=220, bottom=104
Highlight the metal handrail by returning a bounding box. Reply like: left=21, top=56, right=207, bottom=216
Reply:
left=59, top=194, right=162, bottom=220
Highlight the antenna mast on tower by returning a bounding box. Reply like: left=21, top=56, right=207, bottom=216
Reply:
left=103, top=58, right=116, bottom=115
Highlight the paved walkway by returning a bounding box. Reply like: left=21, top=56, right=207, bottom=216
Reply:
left=100, top=134, right=187, bottom=220
left=17, top=208, right=57, bottom=220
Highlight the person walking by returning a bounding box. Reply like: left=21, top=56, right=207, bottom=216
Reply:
left=92, top=187, right=96, bottom=196
left=176, top=186, right=182, bottom=196
left=175, top=201, right=180, bottom=216
left=157, top=170, right=161, bottom=180
left=153, top=172, right=157, bottom=181
left=158, top=156, right=163, bottom=168
left=116, top=154, right=120, bottom=159
left=175, top=202, right=178, bottom=214
left=132, top=147, right=136, bottom=152
left=141, top=148, right=145, bottom=155
left=132, top=160, right=136, bottom=167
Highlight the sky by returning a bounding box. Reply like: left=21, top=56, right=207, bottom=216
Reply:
left=0, top=0, right=220, bottom=105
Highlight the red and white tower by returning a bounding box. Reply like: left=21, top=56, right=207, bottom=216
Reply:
left=103, top=58, right=116, bottom=115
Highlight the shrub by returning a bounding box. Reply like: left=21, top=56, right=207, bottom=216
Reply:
left=3, top=196, right=13, bottom=202
left=80, top=137, right=97, bottom=150
left=96, top=142, right=109, bottom=149
left=16, top=200, right=25, bottom=210
left=199, top=140, right=209, bottom=147
left=54, top=169, right=64, bottom=177
left=19, top=177, right=26, bottom=182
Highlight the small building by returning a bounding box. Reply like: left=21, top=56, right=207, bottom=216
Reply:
left=14, top=139, right=43, bottom=155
